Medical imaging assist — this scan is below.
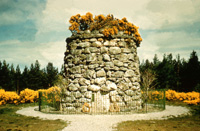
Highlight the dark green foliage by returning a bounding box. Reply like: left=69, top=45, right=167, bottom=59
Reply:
left=0, top=60, right=60, bottom=91
left=140, top=51, right=200, bottom=92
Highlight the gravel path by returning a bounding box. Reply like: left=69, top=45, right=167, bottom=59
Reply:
left=16, top=105, right=190, bottom=131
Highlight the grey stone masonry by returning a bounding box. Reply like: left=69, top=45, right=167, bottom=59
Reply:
left=63, top=31, right=141, bottom=113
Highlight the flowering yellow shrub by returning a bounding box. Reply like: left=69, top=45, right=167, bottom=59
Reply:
left=150, top=91, right=164, bottom=100
left=38, top=86, right=61, bottom=103
left=19, top=88, right=38, bottom=103
left=166, top=90, right=200, bottom=105
left=69, top=12, right=142, bottom=45
left=0, top=89, right=19, bottom=105
left=0, top=86, right=61, bottom=106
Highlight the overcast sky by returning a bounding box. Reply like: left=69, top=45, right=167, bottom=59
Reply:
left=0, top=0, right=200, bottom=70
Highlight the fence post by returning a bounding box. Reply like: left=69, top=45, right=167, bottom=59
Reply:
left=163, top=89, right=166, bottom=110
left=39, top=91, right=42, bottom=111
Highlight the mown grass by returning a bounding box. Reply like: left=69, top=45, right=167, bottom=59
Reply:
left=115, top=101, right=200, bottom=131
left=0, top=103, right=68, bottom=131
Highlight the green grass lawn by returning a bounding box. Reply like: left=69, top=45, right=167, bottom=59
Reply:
left=0, top=103, right=68, bottom=131
left=115, top=102, right=200, bottom=131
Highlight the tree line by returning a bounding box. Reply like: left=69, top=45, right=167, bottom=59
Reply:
left=0, top=51, right=199, bottom=93
left=140, top=50, right=200, bottom=92
left=0, top=60, right=64, bottom=93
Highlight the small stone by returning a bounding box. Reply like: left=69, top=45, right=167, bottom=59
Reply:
left=79, top=98, right=87, bottom=103
left=66, top=96, right=75, bottom=103
left=69, top=66, right=81, bottom=74
left=89, top=47, right=99, bottom=53
left=85, top=91, right=92, bottom=99
left=79, top=42, right=90, bottom=48
left=121, top=48, right=131, bottom=53
left=74, top=50, right=82, bottom=55
left=132, top=95, right=140, bottom=100
left=65, top=91, right=71, bottom=96
left=116, top=95, right=123, bottom=102
left=86, top=53, right=96, bottom=62
left=98, top=38, right=104, bottom=41
left=79, top=78, right=90, bottom=86
left=88, top=85, right=100, bottom=91
left=74, top=74, right=82, bottom=78
left=105, top=62, right=114, bottom=67
left=113, top=71, right=124, bottom=78
left=106, top=81, right=117, bottom=90
left=110, top=96, right=116, bottom=102
left=90, top=38, right=97, bottom=42
left=100, top=47, right=108, bottom=53
left=64, top=107, right=76, bottom=112
left=126, top=101, right=136, bottom=107
left=96, top=69, right=106, bottom=77
left=101, top=84, right=111, bottom=91
left=104, top=41, right=116, bottom=47
left=69, top=43, right=78, bottom=49
left=80, top=86, right=88, bottom=93
left=109, top=47, right=121, bottom=54
left=118, top=90, right=125, bottom=96
left=117, top=82, right=129, bottom=91
left=68, top=83, right=78, bottom=91
left=94, top=77, right=106, bottom=85
left=130, top=77, right=137, bottom=82
left=91, top=41, right=102, bottom=47
left=127, top=54, right=135, bottom=60
left=124, top=69, right=134, bottom=77
left=107, top=71, right=112, bottom=77
left=73, top=91, right=82, bottom=98
left=118, top=102, right=126, bottom=107
left=103, top=54, right=110, bottom=61
left=65, top=103, right=73, bottom=107
left=131, top=86, right=139, bottom=91
left=125, top=90, right=135, bottom=96
left=88, top=64, right=95, bottom=69
left=84, top=48, right=91, bottom=54
left=110, top=90, right=117, bottom=96
left=118, top=41, right=126, bottom=47
left=113, top=60, right=123, bottom=67
left=124, top=95, right=132, bottom=102
left=107, top=77, right=116, bottom=82
left=73, top=103, right=82, bottom=108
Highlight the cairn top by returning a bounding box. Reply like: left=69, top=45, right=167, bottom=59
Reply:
left=67, top=12, right=142, bottom=46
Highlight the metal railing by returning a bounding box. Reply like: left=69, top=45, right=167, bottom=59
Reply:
left=38, top=89, right=166, bottom=114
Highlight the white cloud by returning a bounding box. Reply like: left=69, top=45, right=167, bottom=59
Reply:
left=0, top=40, right=66, bottom=70
left=138, top=31, right=200, bottom=61
left=38, top=41, right=66, bottom=69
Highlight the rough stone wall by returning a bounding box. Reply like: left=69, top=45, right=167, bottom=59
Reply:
left=63, top=31, right=142, bottom=113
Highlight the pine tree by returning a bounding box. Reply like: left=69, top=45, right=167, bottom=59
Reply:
left=0, top=60, right=11, bottom=90
left=181, top=51, right=200, bottom=92
left=45, top=62, right=59, bottom=87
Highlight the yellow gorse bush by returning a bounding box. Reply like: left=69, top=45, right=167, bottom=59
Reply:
left=0, top=86, right=61, bottom=106
left=69, top=12, right=142, bottom=45
left=19, top=88, right=38, bottom=103
left=166, top=90, right=200, bottom=105
left=38, top=86, right=61, bottom=103
left=0, top=89, right=19, bottom=105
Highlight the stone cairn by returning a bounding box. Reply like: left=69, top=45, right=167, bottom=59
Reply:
left=62, top=30, right=142, bottom=113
